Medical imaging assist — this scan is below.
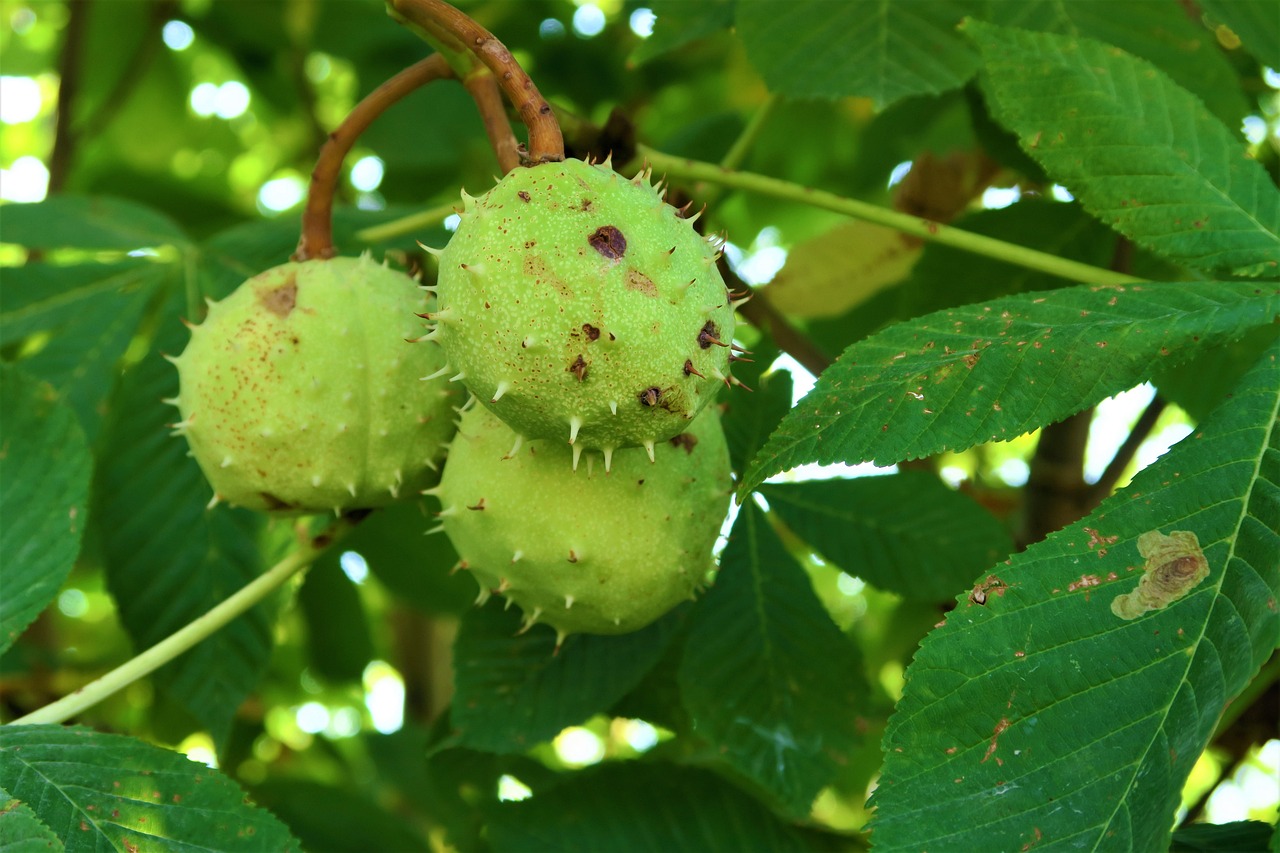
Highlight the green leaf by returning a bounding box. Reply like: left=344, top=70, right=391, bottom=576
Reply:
left=0, top=725, right=298, bottom=852
left=741, top=281, right=1280, bottom=497
left=296, top=557, right=373, bottom=684
left=723, top=365, right=791, bottom=477
left=981, top=0, right=1250, bottom=131
left=247, top=780, right=428, bottom=853
left=0, top=196, right=189, bottom=251
left=92, top=301, right=275, bottom=746
left=1198, top=0, right=1280, bottom=70
left=678, top=502, right=865, bottom=816
left=1171, top=820, right=1275, bottom=852
left=761, top=472, right=1013, bottom=600
left=0, top=367, right=92, bottom=655
left=869, top=335, right=1280, bottom=851
left=0, top=786, right=64, bottom=853
left=486, top=762, right=834, bottom=853
left=631, top=0, right=736, bottom=65
left=450, top=602, right=684, bottom=753
left=738, top=0, right=979, bottom=108
left=965, top=18, right=1280, bottom=276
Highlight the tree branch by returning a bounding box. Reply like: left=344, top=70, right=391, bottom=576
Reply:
left=48, top=0, right=91, bottom=193
left=462, top=68, right=521, bottom=174
left=1085, top=395, right=1168, bottom=507
left=295, top=54, right=454, bottom=261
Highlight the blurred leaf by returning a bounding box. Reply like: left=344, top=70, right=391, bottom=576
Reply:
left=0, top=196, right=189, bottom=251
left=631, top=0, right=737, bottom=65
left=723, top=365, right=791, bottom=476
left=679, top=501, right=865, bottom=816
left=249, top=780, right=428, bottom=853
left=870, top=337, right=1280, bottom=851
left=1153, top=324, right=1280, bottom=422
left=738, top=0, right=978, bottom=108
left=297, top=556, right=373, bottom=684
left=967, top=19, right=1280, bottom=276
left=761, top=471, right=1013, bottom=601
left=93, top=299, right=275, bottom=746
left=1171, top=820, right=1274, bottom=852
left=1198, top=0, right=1280, bottom=70
left=849, top=90, right=976, bottom=194
left=0, top=784, right=63, bottom=852
left=486, top=762, right=836, bottom=852
left=768, top=221, right=921, bottom=320
left=0, top=366, right=92, bottom=655
left=981, top=0, right=1250, bottom=130
left=0, top=725, right=298, bottom=852
left=742, top=281, right=1280, bottom=496
left=450, top=602, right=685, bottom=754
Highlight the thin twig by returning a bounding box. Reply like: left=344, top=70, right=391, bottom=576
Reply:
left=75, top=1, right=173, bottom=141
left=48, top=0, right=90, bottom=193
left=354, top=201, right=458, bottom=245
left=295, top=54, right=454, bottom=261
left=1086, top=396, right=1168, bottom=506
left=388, top=0, right=564, bottom=163
left=463, top=69, right=521, bottom=174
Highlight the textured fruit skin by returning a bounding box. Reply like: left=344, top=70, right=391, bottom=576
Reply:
left=432, top=159, right=734, bottom=457
left=437, top=402, right=731, bottom=639
left=173, top=256, right=456, bottom=513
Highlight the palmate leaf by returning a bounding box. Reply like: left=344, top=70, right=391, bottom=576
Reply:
left=93, top=299, right=275, bottom=747
left=0, top=725, right=297, bottom=852
left=1, top=784, right=64, bottom=852
left=737, top=0, right=978, bottom=109
left=761, top=472, right=1013, bottom=601
left=966, top=18, right=1280, bottom=277
left=0, top=367, right=92, bottom=656
left=450, top=602, right=684, bottom=754
left=678, top=502, right=866, bottom=816
left=869, top=336, right=1280, bottom=851
left=740, top=281, right=1280, bottom=497
left=0, top=196, right=189, bottom=252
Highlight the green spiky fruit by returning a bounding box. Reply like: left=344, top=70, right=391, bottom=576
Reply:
left=429, top=158, right=736, bottom=466
left=172, top=255, right=457, bottom=513
left=436, top=401, right=731, bottom=641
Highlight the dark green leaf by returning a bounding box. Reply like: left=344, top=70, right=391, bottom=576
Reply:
left=869, top=336, right=1280, bottom=851
left=966, top=19, right=1280, bottom=276
left=761, top=471, right=1013, bottom=600
left=248, top=780, right=427, bottom=853
left=723, top=366, right=791, bottom=476
left=297, top=557, right=373, bottom=684
left=679, top=502, right=865, bottom=815
left=1198, top=0, right=1280, bottom=70
left=1153, top=324, right=1280, bottom=422
left=0, top=785, right=63, bottom=853
left=738, top=0, right=979, bottom=108
left=0, top=367, right=92, bottom=655
left=1171, top=820, right=1274, bottom=852
left=450, top=602, right=684, bottom=753
left=0, top=197, right=189, bottom=251
left=0, top=725, right=298, bottom=852
left=631, top=0, right=737, bottom=65
left=487, top=762, right=834, bottom=853
left=741, top=281, right=1280, bottom=497
left=93, top=300, right=275, bottom=745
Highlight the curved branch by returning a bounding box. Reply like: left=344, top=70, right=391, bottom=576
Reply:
left=295, top=54, right=454, bottom=261
left=388, top=0, right=564, bottom=163
left=463, top=69, right=521, bottom=174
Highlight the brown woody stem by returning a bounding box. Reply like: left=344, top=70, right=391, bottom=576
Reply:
left=295, top=54, right=454, bottom=261
left=463, top=69, right=521, bottom=174
left=388, top=0, right=564, bottom=163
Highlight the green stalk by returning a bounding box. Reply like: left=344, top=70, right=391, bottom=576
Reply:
left=639, top=145, right=1144, bottom=287
left=697, top=94, right=780, bottom=208
left=355, top=202, right=459, bottom=246
left=8, top=519, right=355, bottom=727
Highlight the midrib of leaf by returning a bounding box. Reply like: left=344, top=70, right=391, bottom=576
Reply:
left=0, top=263, right=159, bottom=328
left=744, top=504, right=788, bottom=727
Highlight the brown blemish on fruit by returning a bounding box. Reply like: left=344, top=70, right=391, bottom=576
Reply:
left=1111, top=530, right=1209, bottom=620
left=259, top=492, right=298, bottom=511
left=683, top=359, right=704, bottom=378
left=698, top=320, right=728, bottom=349
left=467, top=498, right=486, bottom=510
left=589, top=225, right=626, bottom=259
left=639, top=386, right=662, bottom=407
left=582, top=323, right=600, bottom=341
left=669, top=433, right=698, bottom=453
left=568, top=354, right=588, bottom=381
left=259, top=276, right=297, bottom=318
left=518, top=191, right=531, bottom=202
left=626, top=269, right=657, bottom=296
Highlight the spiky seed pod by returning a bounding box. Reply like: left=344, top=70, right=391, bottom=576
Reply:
left=437, top=402, right=732, bottom=643
left=172, top=255, right=456, bottom=514
left=432, top=158, right=735, bottom=458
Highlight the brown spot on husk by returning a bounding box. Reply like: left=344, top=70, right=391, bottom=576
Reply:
left=589, top=225, right=626, bottom=259
left=568, top=354, right=588, bottom=381
left=626, top=269, right=658, bottom=297
left=669, top=433, right=698, bottom=453
left=259, top=276, right=297, bottom=318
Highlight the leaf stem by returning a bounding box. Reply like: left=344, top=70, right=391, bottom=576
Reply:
left=388, top=0, right=564, bottom=163
left=354, top=202, right=459, bottom=245
left=7, top=518, right=358, bottom=727
left=698, top=94, right=780, bottom=208
left=638, top=146, right=1145, bottom=287
left=295, top=54, right=454, bottom=261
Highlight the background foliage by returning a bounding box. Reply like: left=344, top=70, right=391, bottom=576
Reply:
left=1, top=1, right=1278, bottom=851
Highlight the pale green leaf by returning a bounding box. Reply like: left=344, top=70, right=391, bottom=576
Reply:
left=761, top=472, right=1013, bottom=600
left=0, top=725, right=298, bottom=852
left=738, top=0, right=978, bottom=108
left=0, top=786, right=64, bottom=853
left=0, top=197, right=189, bottom=251
left=1199, top=0, right=1280, bottom=70
left=869, top=336, right=1280, bottom=851
left=679, top=502, right=866, bottom=816
left=0, top=367, right=92, bottom=655
left=741, top=281, right=1280, bottom=497
left=966, top=18, right=1280, bottom=276
left=451, top=602, right=684, bottom=753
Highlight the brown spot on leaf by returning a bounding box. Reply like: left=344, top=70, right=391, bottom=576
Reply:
left=1111, top=530, right=1209, bottom=620
left=258, top=276, right=297, bottom=318
left=588, top=225, right=626, bottom=259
